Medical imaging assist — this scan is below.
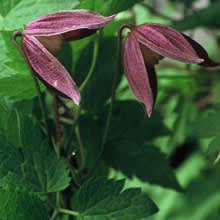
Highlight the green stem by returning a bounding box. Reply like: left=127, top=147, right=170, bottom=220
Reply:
left=89, top=24, right=133, bottom=175
left=52, top=93, right=62, bottom=157
left=64, top=31, right=100, bottom=152
left=12, top=31, right=49, bottom=136
left=59, top=208, right=80, bottom=216
left=79, top=31, right=100, bottom=92
left=75, top=125, right=86, bottom=171
left=63, top=106, right=81, bottom=153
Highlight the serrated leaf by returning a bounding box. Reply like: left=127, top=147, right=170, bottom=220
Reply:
left=0, top=187, right=48, bottom=220
left=104, top=142, right=181, bottom=191
left=2, top=0, right=79, bottom=30
left=71, top=177, right=158, bottom=220
left=107, top=100, right=169, bottom=142
left=18, top=114, right=71, bottom=192
left=0, top=113, right=71, bottom=193
left=0, top=136, right=23, bottom=179
left=102, top=101, right=180, bottom=190
left=172, top=2, right=220, bottom=31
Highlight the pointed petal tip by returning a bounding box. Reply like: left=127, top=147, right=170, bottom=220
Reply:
left=72, top=94, right=81, bottom=106
left=146, top=107, right=152, bottom=117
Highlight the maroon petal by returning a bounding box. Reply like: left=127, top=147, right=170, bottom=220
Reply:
left=134, top=23, right=204, bottom=64
left=123, top=32, right=157, bottom=117
left=23, top=10, right=114, bottom=40
left=22, top=35, right=80, bottom=105
left=182, top=34, right=220, bottom=67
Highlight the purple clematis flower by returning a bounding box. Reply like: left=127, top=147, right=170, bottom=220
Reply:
left=123, top=23, right=219, bottom=116
left=22, top=10, right=114, bottom=105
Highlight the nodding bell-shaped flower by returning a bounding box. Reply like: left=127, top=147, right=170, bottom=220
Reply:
left=123, top=23, right=219, bottom=117
left=22, top=10, right=114, bottom=105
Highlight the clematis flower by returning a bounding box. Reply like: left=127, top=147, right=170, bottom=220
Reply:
left=123, top=23, right=219, bottom=116
left=22, top=10, right=114, bottom=105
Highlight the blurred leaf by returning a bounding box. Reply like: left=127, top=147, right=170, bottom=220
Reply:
left=0, top=0, right=21, bottom=17
left=172, top=165, right=220, bottom=220
left=76, top=0, right=104, bottom=12
left=104, top=142, right=181, bottom=191
left=71, top=177, right=158, bottom=220
left=192, top=110, right=220, bottom=155
left=102, top=101, right=181, bottom=191
left=102, top=0, right=142, bottom=16
left=172, top=2, right=220, bottom=31
left=0, top=186, right=48, bottom=220
left=168, top=98, right=195, bottom=150
left=1, top=0, right=79, bottom=30
left=76, top=0, right=141, bottom=15
left=192, top=111, right=220, bottom=138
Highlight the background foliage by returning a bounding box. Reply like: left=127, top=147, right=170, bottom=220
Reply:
left=0, top=0, right=220, bottom=219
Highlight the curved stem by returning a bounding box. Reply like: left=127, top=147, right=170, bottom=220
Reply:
left=79, top=31, right=100, bottom=92
left=88, top=24, right=133, bottom=175
left=12, top=31, right=49, bottom=136
left=64, top=31, right=100, bottom=153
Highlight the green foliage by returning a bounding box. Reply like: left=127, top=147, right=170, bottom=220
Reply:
left=0, top=0, right=79, bottom=30
left=76, top=0, right=142, bottom=15
left=172, top=1, right=220, bottom=30
left=0, top=186, right=48, bottom=220
left=0, top=113, right=71, bottom=193
left=1, top=0, right=220, bottom=219
left=103, top=101, right=181, bottom=191
left=71, top=177, right=158, bottom=220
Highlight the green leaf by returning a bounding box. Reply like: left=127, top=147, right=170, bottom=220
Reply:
left=102, top=101, right=181, bottom=190
left=106, top=100, right=169, bottom=142
left=0, top=31, right=42, bottom=101
left=18, top=114, right=71, bottom=192
left=192, top=111, right=220, bottom=138
left=71, top=177, right=158, bottom=220
left=0, top=136, right=23, bottom=179
left=104, top=142, right=181, bottom=191
left=0, top=113, right=71, bottom=193
left=173, top=165, right=220, bottom=220
left=2, top=0, right=79, bottom=30
left=76, top=0, right=104, bottom=12
left=0, top=186, right=48, bottom=220
left=102, top=0, right=142, bottom=16
left=172, top=2, right=220, bottom=31
left=76, top=0, right=141, bottom=15
left=0, top=0, right=21, bottom=17
left=192, top=110, right=220, bottom=155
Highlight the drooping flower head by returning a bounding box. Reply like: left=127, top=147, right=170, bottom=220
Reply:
left=123, top=23, right=219, bottom=116
left=22, top=10, right=114, bottom=105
